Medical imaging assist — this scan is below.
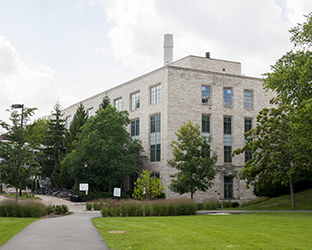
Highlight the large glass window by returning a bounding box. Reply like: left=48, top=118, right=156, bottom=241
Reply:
left=244, top=118, right=252, bottom=162
left=114, top=98, right=122, bottom=111
left=202, top=86, right=210, bottom=104
left=150, top=85, right=161, bottom=104
left=224, top=117, right=232, bottom=163
left=224, top=88, right=232, bottom=106
left=244, top=91, right=252, bottom=108
left=131, top=119, right=140, bottom=140
left=202, top=115, right=210, bottom=137
left=131, top=92, right=140, bottom=110
left=150, top=114, right=161, bottom=162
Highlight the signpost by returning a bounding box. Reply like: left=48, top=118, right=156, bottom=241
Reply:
left=79, top=183, right=89, bottom=195
left=113, top=187, right=121, bottom=197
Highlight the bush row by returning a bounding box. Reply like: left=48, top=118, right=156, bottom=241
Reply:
left=197, top=201, right=240, bottom=210
left=99, top=201, right=197, bottom=217
left=0, top=201, right=69, bottom=217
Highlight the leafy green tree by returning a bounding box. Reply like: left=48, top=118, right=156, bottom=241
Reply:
left=45, top=102, right=67, bottom=188
left=132, top=170, right=164, bottom=200
left=62, top=104, right=144, bottom=194
left=232, top=102, right=309, bottom=209
left=0, top=106, right=40, bottom=200
left=167, top=121, right=218, bottom=199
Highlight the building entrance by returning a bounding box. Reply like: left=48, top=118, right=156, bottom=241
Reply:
left=224, top=176, right=233, bottom=199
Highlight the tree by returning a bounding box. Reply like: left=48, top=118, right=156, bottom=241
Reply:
left=132, top=170, right=164, bottom=200
left=45, top=102, right=67, bottom=188
left=167, top=121, right=218, bottom=199
left=64, top=103, right=88, bottom=153
left=62, top=104, right=144, bottom=195
left=232, top=102, right=309, bottom=209
left=99, top=94, right=110, bottom=110
left=0, top=106, right=40, bottom=201
left=62, top=103, right=88, bottom=189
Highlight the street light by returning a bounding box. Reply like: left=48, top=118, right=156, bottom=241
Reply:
left=12, top=104, right=24, bottom=197
left=84, top=162, right=88, bottom=202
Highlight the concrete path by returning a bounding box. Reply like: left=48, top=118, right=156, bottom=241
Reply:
left=0, top=195, right=109, bottom=250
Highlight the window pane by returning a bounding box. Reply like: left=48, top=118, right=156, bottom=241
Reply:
left=151, top=85, right=161, bottom=104
left=224, top=89, right=231, bottom=106
left=202, top=86, right=210, bottom=104
left=224, top=146, right=232, bottom=163
left=224, top=117, right=231, bottom=135
left=150, top=114, right=161, bottom=162
left=202, top=115, right=210, bottom=133
left=244, top=91, right=252, bottom=108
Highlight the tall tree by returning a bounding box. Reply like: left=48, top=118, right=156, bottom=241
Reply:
left=62, top=104, right=144, bottom=194
left=232, top=102, right=308, bottom=209
left=99, top=94, right=111, bottom=110
left=167, top=121, right=218, bottom=199
left=62, top=103, right=88, bottom=189
left=45, top=102, right=67, bottom=188
left=0, top=106, right=40, bottom=200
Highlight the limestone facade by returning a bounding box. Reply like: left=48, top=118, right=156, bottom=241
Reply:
left=62, top=55, right=275, bottom=202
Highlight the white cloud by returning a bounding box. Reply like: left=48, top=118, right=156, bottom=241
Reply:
left=92, top=0, right=312, bottom=76
left=0, top=36, right=68, bottom=124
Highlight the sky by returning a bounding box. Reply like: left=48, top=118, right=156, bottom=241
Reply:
left=0, top=0, right=312, bottom=129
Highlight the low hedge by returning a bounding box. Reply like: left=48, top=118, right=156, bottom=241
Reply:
left=99, top=200, right=197, bottom=217
left=240, top=197, right=270, bottom=207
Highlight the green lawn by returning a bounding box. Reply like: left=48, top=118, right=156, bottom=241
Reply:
left=93, top=213, right=312, bottom=250
left=237, top=188, right=312, bottom=210
left=0, top=218, right=38, bottom=246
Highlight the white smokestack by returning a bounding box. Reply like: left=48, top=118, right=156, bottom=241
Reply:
left=164, top=34, right=173, bottom=65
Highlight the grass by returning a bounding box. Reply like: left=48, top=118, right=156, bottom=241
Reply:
left=6, top=193, right=40, bottom=200
left=0, top=217, right=38, bottom=246
left=237, top=188, right=312, bottom=210
left=93, top=212, right=312, bottom=250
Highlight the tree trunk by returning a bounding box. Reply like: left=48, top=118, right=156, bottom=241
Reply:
left=15, top=187, right=18, bottom=202
left=290, top=176, right=296, bottom=209
left=191, top=192, right=193, bottom=199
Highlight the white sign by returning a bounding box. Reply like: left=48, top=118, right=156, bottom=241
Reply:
left=113, top=188, right=121, bottom=197
left=79, top=183, right=89, bottom=191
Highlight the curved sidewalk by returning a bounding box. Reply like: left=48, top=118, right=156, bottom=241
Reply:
left=0, top=196, right=109, bottom=250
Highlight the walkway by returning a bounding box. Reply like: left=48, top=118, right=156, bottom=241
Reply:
left=0, top=195, right=109, bottom=250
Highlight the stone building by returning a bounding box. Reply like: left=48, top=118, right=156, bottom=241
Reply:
left=62, top=35, right=275, bottom=202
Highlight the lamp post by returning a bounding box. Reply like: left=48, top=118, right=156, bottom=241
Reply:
left=84, top=162, right=88, bottom=202
left=12, top=104, right=24, bottom=197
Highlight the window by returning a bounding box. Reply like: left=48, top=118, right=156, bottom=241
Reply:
left=224, top=88, right=232, bottom=106
left=224, top=117, right=232, bottom=163
left=114, top=98, right=122, bottom=111
left=131, top=92, right=140, bottom=110
left=66, top=116, right=71, bottom=130
left=244, top=118, right=252, bottom=162
left=150, top=114, right=161, bottom=162
left=202, top=115, right=210, bottom=137
left=202, top=86, right=210, bottom=104
left=87, top=108, right=93, bottom=118
left=244, top=91, right=252, bottom=108
left=131, top=119, right=140, bottom=140
left=150, top=85, right=161, bottom=104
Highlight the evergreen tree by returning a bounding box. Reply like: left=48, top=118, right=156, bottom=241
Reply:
left=99, top=94, right=111, bottom=110
left=45, top=102, right=66, bottom=188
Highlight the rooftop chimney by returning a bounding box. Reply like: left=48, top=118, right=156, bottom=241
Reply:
left=164, top=34, right=173, bottom=65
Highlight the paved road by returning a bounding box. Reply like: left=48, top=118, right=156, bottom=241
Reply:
left=0, top=195, right=109, bottom=250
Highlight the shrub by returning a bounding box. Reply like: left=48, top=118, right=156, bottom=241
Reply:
left=167, top=203, right=177, bottom=216
left=46, top=205, right=54, bottom=214
left=86, top=203, right=93, bottom=211
left=222, top=201, right=228, bottom=208
left=144, top=204, right=153, bottom=216
left=109, top=206, right=119, bottom=217
left=0, top=201, right=46, bottom=218
left=120, top=205, right=128, bottom=217
left=227, top=201, right=232, bottom=208
left=160, top=203, right=169, bottom=216
left=232, top=202, right=240, bottom=208
left=128, top=203, right=138, bottom=217
left=137, top=205, right=144, bottom=216
left=93, top=202, right=102, bottom=210
left=101, top=207, right=109, bottom=217
left=152, top=204, right=162, bottom=216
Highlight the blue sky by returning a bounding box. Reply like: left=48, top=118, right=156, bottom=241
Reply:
left=0, top=0, right=312, bottom=127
